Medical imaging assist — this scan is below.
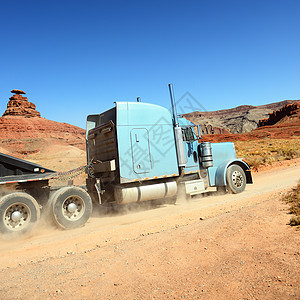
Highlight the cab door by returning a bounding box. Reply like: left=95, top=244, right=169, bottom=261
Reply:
left=130, top=128, right=152, bottom=174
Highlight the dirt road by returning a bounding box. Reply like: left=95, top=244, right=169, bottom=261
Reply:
left=0, top=163, right=299, bottom=299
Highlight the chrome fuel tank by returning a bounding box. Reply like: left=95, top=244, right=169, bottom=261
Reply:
left=114, top=181, right=177, bottom=204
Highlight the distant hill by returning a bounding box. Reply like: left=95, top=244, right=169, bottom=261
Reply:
left=0, top=116, right=85, bottom=157
left=184, top=100, right=300, bottom=134
left=201, top=101, right=300, bottom=143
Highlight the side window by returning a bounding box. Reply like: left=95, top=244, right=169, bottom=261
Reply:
left=182, top=127, right=195, bottom=142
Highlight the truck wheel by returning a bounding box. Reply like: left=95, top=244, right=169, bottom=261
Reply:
left=51, top=187, right=92, bottom=229
left=226, top=165, right=246, bottom=194
left=0, top=192, right=40, bottom=235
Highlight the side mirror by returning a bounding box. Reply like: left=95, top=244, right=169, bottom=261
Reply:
left=192, top=125, right=201, bottom=140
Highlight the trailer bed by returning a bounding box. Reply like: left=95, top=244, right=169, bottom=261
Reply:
left=0, top=153, right=56, bottom=185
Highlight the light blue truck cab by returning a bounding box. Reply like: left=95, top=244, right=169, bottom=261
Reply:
left=85, top=98, right=252, bottom=205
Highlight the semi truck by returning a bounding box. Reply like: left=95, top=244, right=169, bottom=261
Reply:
left=0, top=84, right=252, bottom=236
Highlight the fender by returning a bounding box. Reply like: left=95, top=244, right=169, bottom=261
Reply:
left=215, top=159, right=253, bottom=186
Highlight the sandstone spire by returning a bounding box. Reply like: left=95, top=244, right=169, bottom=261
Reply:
left=2, top=89, right=41, bottom=117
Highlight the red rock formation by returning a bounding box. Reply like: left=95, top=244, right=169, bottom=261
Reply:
left=2, top=89, right=41, bottom=117
left=259, top=102, right=300, bottom=127
left=0, top=89, right=87, bottom=157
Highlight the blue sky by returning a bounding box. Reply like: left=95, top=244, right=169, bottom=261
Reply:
left=0, top=0, right=299, bottom=129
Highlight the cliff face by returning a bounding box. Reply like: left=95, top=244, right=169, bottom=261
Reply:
left=259, top=102, right=300, bottom=127
left=185, top=100, right=299, bottom=135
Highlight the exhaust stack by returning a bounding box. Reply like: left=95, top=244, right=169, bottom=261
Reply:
left=168, top=84, right=186, bottom=167
left=168, top=83, right=179, bottom=126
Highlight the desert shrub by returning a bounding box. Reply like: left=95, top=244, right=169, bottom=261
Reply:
left=289, top=216, right=300, bottom=226
left=282, top=180, right=300, bottom=226
left=235, top=138, right=300, bottom=169
left=245, top=156, right=263, bottom=170
left=277, top=148, right=300, bottom=160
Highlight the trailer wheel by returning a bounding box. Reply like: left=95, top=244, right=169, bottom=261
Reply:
left=0, top=192, right=40, bottom=235
left=226, top=164, right=246, bottom=194
left=51, top=187, right=92, bottom=229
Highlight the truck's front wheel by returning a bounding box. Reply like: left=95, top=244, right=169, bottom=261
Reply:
left=51, top=187, right=92, bottom=229
left=0, top=192, right=40, bottom=235
left=226, top=165, right=246, bottom=194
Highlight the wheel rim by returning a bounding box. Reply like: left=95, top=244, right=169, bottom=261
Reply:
left=231, top=170, right=244, bottom=188
left=62, top=196, right=85, bottom=221
left=3, top=203, right=31, bottom=231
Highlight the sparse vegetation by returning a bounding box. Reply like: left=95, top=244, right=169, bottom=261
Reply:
left=235, top=139, right=300, bottom=170
left=282, top=180, right=300, bottom=226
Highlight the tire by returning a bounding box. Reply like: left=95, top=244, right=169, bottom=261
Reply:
left=51, top=187, right=92, bottom=229
left=226, top=165, right=246, bottom=194
left=0, top=192, right=40, bottom=235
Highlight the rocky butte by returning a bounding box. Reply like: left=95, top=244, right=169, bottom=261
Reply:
left=3, top=89, right=41, bottom=117
left=0, top=89, right=86, bottom=157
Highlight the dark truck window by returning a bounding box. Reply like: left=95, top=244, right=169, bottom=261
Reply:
left=86, top=107, right=116, bottom=138
left=182, top=127, right=195, bottom=141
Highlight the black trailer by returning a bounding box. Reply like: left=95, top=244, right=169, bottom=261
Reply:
left=0, top=153, right=92, bottom=235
